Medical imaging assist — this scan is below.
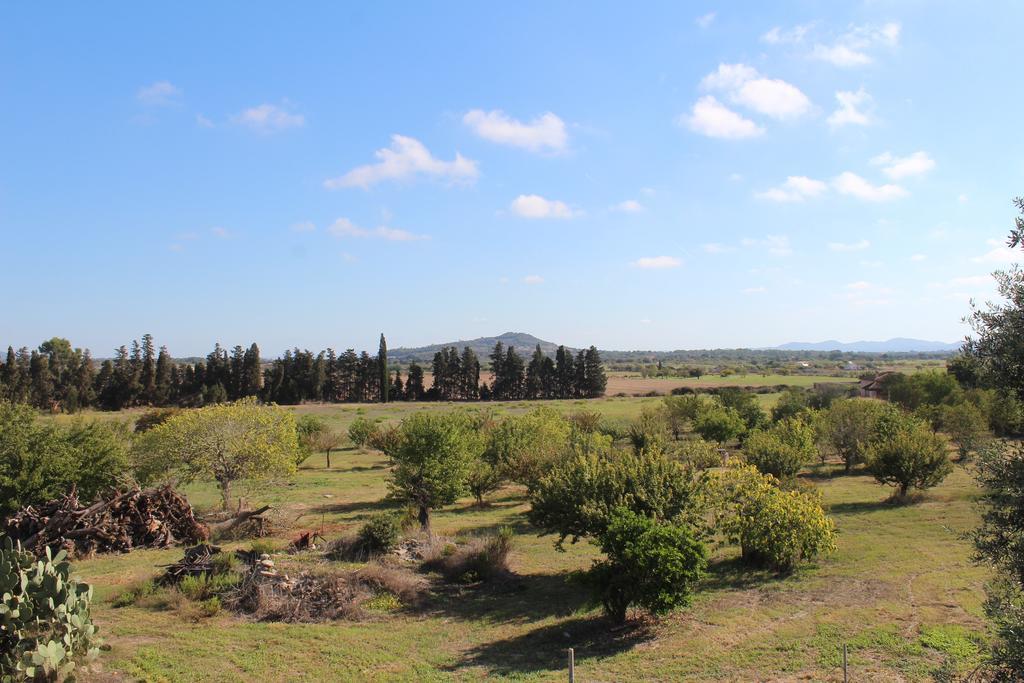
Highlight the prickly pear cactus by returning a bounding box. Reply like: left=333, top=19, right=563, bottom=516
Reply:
left=0, top=535, right=99, bottom=681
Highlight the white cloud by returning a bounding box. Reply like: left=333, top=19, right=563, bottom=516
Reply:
left=742, top=235, right=792, bottom=256
left=833, top=172, right=907, bottom=202
left=290, top=221, right=316, bottom=233
left=811, top=22, right=901, bottom=67
left=137, top=81, right=181, bottom=106
left=614, top=199, right=644, bottom=213
left=972, top=239, right=1019, bottom=264
left=742, top=286, right=767, bottom=294
left=703, top=243, right=734, bottom=254
left=463, top=109, right=567, bottom=152
left=827, top=88, right=873, bottom=128
left=755, top=175, right=827, bottom=202
left=232, top=103, right=305, bottom=133
left=327, top=217, right=427, bottom=241
left=211, top=227, right=231, bottom=239
left=846, top=280, right=872, bottom=290
left=828, top=240, right=871, bottom=252
left=696, top=12, right=715, bottom=29
left=701, top=63, right=812, bottom=120
left=860, top=259, right=883, bottom=268
left=682, top=96, right=764, bottom=139
left=631, top=256, right=682, bottom=269
left=761, top=24, right=812, bottom=45
left=959, top=194, right=969, bottom=203
left=871, top=151, right=936, bottom=179
left=509, top=194, right=579, bottom=219
left=325, top=135, right=479, bottom=189
left=195, top=114, right=214, bottom=128
left=523, top=274, right=544, bottom=285
left=640, top=187, right=656, bottom=196
left=910, top=253, right=927, bottom=261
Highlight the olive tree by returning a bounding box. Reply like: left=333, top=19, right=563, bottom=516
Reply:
left=386, top=411, right=483, bottom=531
left=138, top=398, right=299, bottom=509
left=941, top=401, right=988, bottom=460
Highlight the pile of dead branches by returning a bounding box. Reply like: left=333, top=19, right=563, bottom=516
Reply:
left=4, top=485, right=209, bottom=556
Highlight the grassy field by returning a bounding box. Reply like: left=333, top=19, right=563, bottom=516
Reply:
left=68, top=397, right=991, bottom=682
left=603, top=373, right=858, bottom=396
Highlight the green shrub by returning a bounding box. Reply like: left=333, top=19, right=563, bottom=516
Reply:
left=295, top=414, right=328, bottom=464
left=715, top=465, right=836, bottom=572
left=347, top=417, right=379, bottom=449
left=423, top=527, right=514, bottom=583
left=0, top=537, right=99, bottom=680
left=178, top=572, right=239, bottom=601
left=940, top=402, right=988, bottom=459
left=675, top=437, right=722, bottom=470
left=528, top=446, right=705, bottom=548
left=357, top=512, right=402, bottom=555
left=198, top=596, right=222, bottom=617
left=627, top=408, right=668, bottom=453
left=865, top=416, right=952, bottom=498
left=693, top=405, right=746, bottom=444
left=1, top=401, right=129, bottom=516
left=584, top=507, right=707, bottom=623
left=743, top=417, right=816, bottom=480
left=111, top=579, right=158, bottom=608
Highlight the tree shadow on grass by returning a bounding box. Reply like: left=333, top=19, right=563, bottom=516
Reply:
left=700, top=556, right=792, bottom=593
left=447, top=614, right=655, bottom=677
left=827, top=498, right=902, bottom=515
left=306, top=498, right=397, bottom=518
left=427, top=571, right=589, bottom=626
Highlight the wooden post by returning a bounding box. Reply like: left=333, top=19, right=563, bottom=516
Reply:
left=843, top=643, right=848, bottom=682
left=568, top=647, right=575, bottom=682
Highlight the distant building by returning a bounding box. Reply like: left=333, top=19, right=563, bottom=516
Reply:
left=844, top=361, right=862, bottom=371
left=858, top=372, right=895, bottom=399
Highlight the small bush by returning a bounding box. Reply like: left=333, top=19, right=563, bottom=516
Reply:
left=422, top=527, right=514, bottom=583
left=715, top=465, right=836, bottom=572
left=111, top=579, right=159, bottom=608
left=675, top=438, right=722, bottom=470
left=743, top=417, right=816, bottom=480
left=584, top=507, right=707, bottom=623
left=248, top=539, right=279, bottom=556
left=357, top=513, right=402, bottom=554
left=198, top=596, right=222, bottom=617
left=348, top=417, right=379, bottom=449
left=178, top=572, right=239, bottom=601
left=355, top=563, right=428, bottom=605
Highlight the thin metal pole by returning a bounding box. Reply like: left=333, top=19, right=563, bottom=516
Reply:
left=568, top=647, right=575, bottom=683
left=843, top=643, right=848, bottom=683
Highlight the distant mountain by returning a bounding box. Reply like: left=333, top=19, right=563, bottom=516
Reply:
left=775, top=338, right=960, bottom=353
left=389, top=332, right=568, bottom=363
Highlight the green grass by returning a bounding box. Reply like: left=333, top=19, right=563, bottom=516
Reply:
left=71, top=398, right=989, bottom=682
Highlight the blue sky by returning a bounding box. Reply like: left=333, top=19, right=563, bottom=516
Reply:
left=3, top=2, right=1022, bottom=356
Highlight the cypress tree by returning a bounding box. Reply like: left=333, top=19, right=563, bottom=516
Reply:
left=154, top=346, right=173, bottom=404
left=140, top=334, right=157, bottom=404
left=242, top=343, right=262, bottom=397
left=489, top=342, right=506, bottom=399
left=378, top=334, right=389, bottom=403
left=407, top=362, right=425, bottom=401
left=392, top=369, right=404, bottom=401
left=555, top=346, right=575, bottom=399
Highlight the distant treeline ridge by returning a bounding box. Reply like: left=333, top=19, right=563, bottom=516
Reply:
left=0, top=335, right=606, bottom=412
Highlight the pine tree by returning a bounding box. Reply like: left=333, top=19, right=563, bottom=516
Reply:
left=29, top=351, right=52, bottom=409
left=505, top=347, right=525, bottom=400
left=378, top=334, right=389, bottom=403
left=2, top=346, right=18, bottom=402
left=75, top=350, right=96, bottom=409
left=583, top=346, right=607, bottom=398
left=154, top=346, right=173, bottom=404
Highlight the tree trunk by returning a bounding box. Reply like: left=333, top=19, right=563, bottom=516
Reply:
left=219, top=478, right=231, bottom=510
left=326, top=448, right=331, bottom=469
left=899, top=483, right=909, bottom=498
left=418, top=505, right=431, bottom=532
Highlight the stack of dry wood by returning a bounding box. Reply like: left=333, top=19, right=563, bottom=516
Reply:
left=4, top=485, right=209, bottom=556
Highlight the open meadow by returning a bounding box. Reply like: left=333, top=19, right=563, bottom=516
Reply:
left=66, top=396, right=991, bottom=683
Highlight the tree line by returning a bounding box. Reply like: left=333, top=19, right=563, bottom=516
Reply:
left=0, top=333, right=606, bottom=411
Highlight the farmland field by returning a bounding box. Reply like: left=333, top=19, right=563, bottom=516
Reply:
left=72, top=397, right=990, bottom=682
